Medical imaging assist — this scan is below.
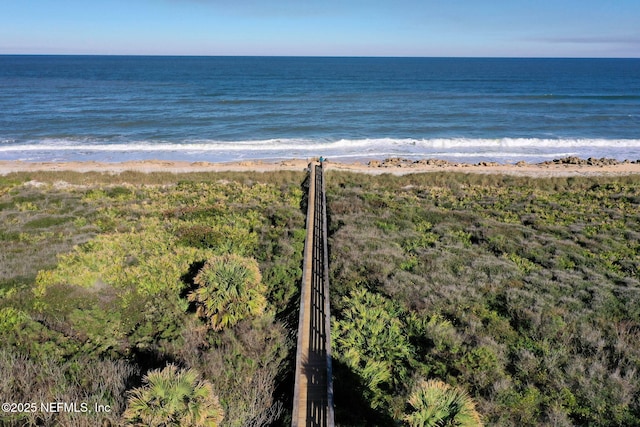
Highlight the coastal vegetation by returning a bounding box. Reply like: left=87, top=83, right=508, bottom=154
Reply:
left=404, top=379, right=482, bottom=427
left=123, top=364, right=225, bottom=426
left=1, top=168, right=639, bottom=426
left=327, top=171, right=640, bottom=426
left=0, top=170, right=306, bottom=426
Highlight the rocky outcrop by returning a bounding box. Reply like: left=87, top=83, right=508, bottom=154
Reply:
left=367, top=158, right=459, bottom=168
left=364, top=156, right=639, bottom=169
left=540, top=156, right=639, bottom=166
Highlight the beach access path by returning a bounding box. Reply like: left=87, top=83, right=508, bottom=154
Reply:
left=291, top=162, right=335, bottom=427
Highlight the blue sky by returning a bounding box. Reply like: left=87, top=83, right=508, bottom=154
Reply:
left=1, top=0, right=639, bottom=57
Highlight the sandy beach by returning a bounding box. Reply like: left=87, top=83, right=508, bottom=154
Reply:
left=1, top=157, right=640, bottom=177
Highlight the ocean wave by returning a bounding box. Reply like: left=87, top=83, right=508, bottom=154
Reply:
left=1, top=137, right=640, bottom=152
left=2, top=137, right=639, bottom=163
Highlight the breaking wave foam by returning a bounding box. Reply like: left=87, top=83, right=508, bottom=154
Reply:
left=2, top=137, right=640, bottom=151
left=2, top=137, right=639, bottom=163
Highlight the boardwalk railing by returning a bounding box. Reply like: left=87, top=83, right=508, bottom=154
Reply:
left=292, top=162, right=335, bottom=427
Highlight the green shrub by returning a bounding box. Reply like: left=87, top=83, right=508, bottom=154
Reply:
left=404, top=379, right=483, bottom=427
left=189, top=254, right=266, bottom=331
left=124, top=364, right=224, bottom=427
left=0, top=307, right=29, bottom=332
left=333, top=288, right=413, bottom=411
left=35, top=219, right=215, bottom=296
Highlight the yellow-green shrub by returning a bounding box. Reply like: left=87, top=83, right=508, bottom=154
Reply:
left=35, top=219, right=215, bottom=297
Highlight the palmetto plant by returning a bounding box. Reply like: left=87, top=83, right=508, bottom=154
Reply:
left=188, top=254, right=266, bottom=331
left=404, top=379, right=482, bottom=427
left=333, top=289, right=413, bottom=409
left=124, top=364, right=224, bottom=426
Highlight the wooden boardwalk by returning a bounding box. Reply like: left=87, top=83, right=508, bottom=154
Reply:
left=292, top=162, right=335, bottom=427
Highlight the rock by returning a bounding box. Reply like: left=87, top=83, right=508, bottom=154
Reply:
left=381, top=157, right=413, bottom=167
left=566, top=156, right=583, bottom=165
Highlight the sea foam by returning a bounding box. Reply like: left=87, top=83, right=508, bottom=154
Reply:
left=1, top=138, right=640, bottom=164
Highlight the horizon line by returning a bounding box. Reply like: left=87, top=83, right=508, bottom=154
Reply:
left=1, top=53, right=639, bottom=60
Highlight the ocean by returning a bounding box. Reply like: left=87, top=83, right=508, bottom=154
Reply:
left=1, top=56, right=639, bottom=164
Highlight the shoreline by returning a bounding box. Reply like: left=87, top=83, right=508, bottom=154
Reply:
left=2, top=157, right=640, bottom=177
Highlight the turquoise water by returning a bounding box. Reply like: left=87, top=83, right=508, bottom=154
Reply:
left=1, top=56, right=639, bottom=163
